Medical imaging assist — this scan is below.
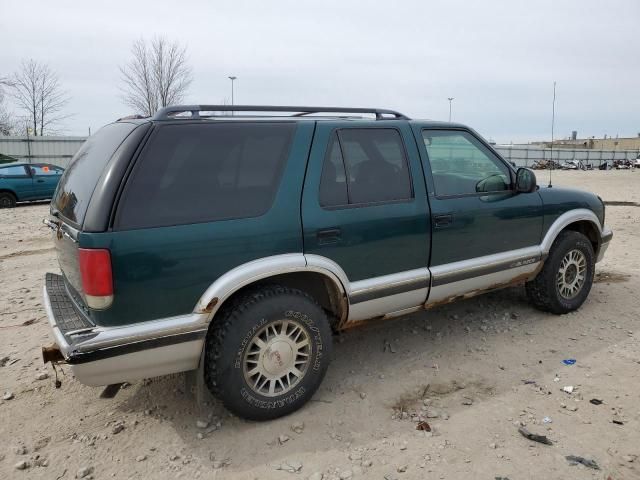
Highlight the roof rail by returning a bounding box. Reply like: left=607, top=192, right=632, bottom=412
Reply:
left=152, top=105, right=409, bottom=121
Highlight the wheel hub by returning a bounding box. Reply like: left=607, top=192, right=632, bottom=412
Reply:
left=262, top=340, right=294, bottom=376
left=557, top=249, right=587, bottom=299
left=243, top=319, right=311, bottom=397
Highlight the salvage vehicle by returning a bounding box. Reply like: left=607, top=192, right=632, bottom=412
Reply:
left=42, top=106, right=613, bottom=420
left=0, top=163, right=64, bottom=208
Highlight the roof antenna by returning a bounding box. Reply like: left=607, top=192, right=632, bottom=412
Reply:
left=548, top=81, right=556, bottom=188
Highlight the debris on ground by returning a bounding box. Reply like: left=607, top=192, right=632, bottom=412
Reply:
left=76, top=466, right=94, bottom=478
left=590, top=398, right=603, bottom=405
left=612, top=419, right=624, bottom=425
left=383, top=340, right=396, bottom=354
left=565, top=455, right=600, bottom=470
left=562, top=359, right=576, bottom=366
left=3, top=391, right=14, bottom=400
left=542, top=416, right=552, bottom=424
left=518, top=427, right=553, bottom=445
left=291, top=421, right=305, bottom=434
left=562, top=386, right=574, bottom=394
left=416, top=421, right=431, bottom=432
left=275, top=460, right=303, bottom=473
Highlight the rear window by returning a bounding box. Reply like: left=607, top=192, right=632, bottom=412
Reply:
left=53, top=123, right=137, bottom=226
left=115, top=122, right=295, bottom=229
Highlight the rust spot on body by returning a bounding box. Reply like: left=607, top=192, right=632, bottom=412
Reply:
left=202, top=297, right=219, bottom=313
left=42, top=343, right=65, bottom=364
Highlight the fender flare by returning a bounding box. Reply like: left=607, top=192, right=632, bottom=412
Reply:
left=540, top=208, right=602, bottom=254
left=193, top=253, right=350, bottom=321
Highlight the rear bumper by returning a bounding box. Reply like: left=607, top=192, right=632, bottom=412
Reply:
left=597, top=226, right=613, bottom=263
left=43, top=273, right=208, bottom=386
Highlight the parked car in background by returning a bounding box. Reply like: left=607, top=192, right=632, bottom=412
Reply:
left=0, top=163, right=64, bottom=208
left=634, top=155, right=640, bottom=168
left=41, top=105, right=612, bottom=421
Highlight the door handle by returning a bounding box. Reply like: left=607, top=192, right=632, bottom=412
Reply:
left=433, top=214, right=453, bottom=228
left=37, top=179, right=45, bottom=183
left=317, top=228, right=341, bottom=245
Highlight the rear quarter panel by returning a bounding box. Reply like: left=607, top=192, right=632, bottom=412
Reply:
left=80, top=122, right=315, bottom=327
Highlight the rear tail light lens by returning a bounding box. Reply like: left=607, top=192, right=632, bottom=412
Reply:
left=78, top=248, right=113, bottom=309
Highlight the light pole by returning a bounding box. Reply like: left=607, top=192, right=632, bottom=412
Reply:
left=228, top=76, right=237, bottom=115
left=447, top=97, right=454, bottom=122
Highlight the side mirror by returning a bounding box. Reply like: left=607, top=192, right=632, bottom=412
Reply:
left=516, top=167, right=537, bottom=193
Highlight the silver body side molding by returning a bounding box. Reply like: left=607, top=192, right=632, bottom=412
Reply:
left=348, top=268, right=430, bottom=323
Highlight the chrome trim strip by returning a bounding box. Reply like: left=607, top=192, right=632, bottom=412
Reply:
left=68, top=330, right=206, bottom=365
left=427, top=261, right=541, bottom=306
left=349, top=287, right=429, bottom=323
left=430, top=246, right=541, bottom=287
left=69, top=313, right=208, bottom=354
left=349, top=268, right=430, bottom=304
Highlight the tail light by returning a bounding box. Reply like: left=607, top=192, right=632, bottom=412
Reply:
left=79, top=248, right=113, bottom=310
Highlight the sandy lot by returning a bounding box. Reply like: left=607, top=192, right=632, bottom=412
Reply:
left=1, top=170, right=638, bottom=480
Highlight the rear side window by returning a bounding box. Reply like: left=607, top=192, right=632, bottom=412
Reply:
left=0, top=165, right=28, bottom=177
left=116, top=123, right=295, bottom=229
left=53, top=122, right=137, bottom=226
left=319, top=128, right=412, bottom=207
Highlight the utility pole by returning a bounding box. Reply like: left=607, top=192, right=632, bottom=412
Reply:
left=228, top=76, right=237, bottom=115
left=447, top=97, right=454, bottom=122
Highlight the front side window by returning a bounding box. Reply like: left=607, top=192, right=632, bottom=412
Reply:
left=422, top=130, right=511, bottom=197
left=319, top=128, right=412, bottom=207
left=0, top=165, right=28, bottom=177
left=116, top=123, right=295, bottom=229
left=31, top=165, right=62, bottom=176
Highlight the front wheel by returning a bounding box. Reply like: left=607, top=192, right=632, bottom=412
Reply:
left=526, top=231, right=595, bottom=314
left=204, top=285, right=332, bottom=421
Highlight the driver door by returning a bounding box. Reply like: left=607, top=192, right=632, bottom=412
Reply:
left=413, top=126, right=543, bottom=269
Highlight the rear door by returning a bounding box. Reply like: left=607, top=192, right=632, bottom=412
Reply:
left=302, top=121, right=431, bottom=323
left=0, top=164, right=34, bottom=200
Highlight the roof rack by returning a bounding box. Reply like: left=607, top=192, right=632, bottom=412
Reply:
left=152, top=105, right=409, bottom=121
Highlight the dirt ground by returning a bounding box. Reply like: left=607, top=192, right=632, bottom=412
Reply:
left=1, top=170, right=638, bottom=480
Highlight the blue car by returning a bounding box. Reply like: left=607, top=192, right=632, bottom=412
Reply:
left=0, top=163, right=64, bottom=208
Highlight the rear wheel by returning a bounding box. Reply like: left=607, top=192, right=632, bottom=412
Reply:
left=0, top=192, right=16, bottom=208
left=526, top=230, right=595, bottom=314
left=204, top=285, right=332, bottom=421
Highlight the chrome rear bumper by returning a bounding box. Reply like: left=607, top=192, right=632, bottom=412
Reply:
left=43, top=273, right=208, bottom=386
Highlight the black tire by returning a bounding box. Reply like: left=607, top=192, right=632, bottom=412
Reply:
left=0, top=192, right=16, bottom=208
left=204, top=284, right=332, bottom=421
left=526, top=230, right=595, bottom=314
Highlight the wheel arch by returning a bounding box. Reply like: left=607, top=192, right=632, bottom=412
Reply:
left=194, top=254, right=349, bottom=329
left=541, top=208, right=602, bottom=256
left=0, top=189, right=18, bottom=201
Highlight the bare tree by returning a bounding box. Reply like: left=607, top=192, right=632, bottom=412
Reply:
left=0, top=78, right=15, bottom=135
left=8, top=60, right=69, bottom=136
left=120, top=37, right=193, bottom=117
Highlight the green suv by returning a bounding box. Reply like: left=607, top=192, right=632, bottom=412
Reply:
left=42, top=106, right=612, bottom=420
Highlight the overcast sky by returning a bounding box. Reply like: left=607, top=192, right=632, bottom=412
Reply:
left=1, top=0, right=638, bottom=143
